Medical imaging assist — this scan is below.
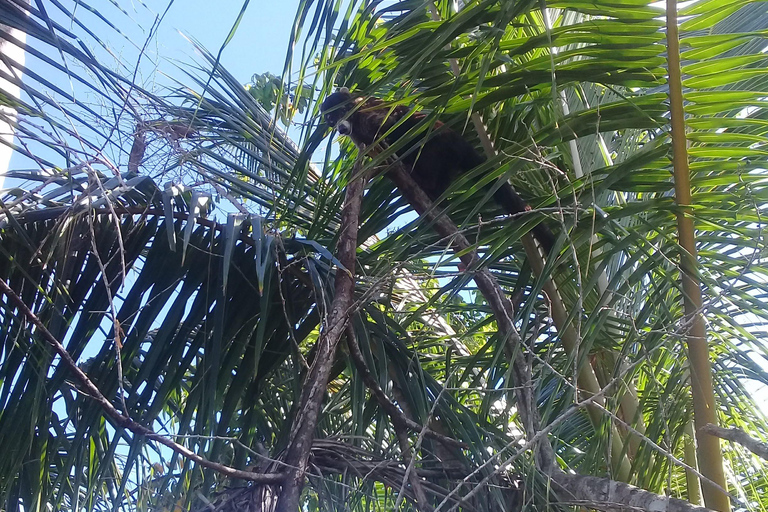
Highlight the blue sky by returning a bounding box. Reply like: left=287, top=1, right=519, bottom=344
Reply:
left=89, top=0, right=301, bottom=85
left=143, top=0, right=298, bottom=83
left=4, top=0, right=307, bottom=180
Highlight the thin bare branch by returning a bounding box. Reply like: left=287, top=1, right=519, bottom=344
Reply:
left=701, top=424, right=768, bottom=460
left=0, top=276, right=283, bottom=485
left=344, top=322, right=466, bottom=449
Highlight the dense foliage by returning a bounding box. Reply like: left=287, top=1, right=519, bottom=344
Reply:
left=1, top=0, right=768, bottom=510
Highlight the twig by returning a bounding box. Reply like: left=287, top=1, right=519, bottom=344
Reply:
left=346, top=325, right=432, bottom=511
left=393, top=399, right=432, bottom=511
left=701, top=423, right=768, bottom=460
left=87, top=210, right=128, bottom=415
left=0, top=276, right=283, bottom=485
left=344, top=323, right=466, bottom=449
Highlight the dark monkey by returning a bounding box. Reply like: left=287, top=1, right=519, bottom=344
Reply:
left=320, top=88, right=555, bottom=252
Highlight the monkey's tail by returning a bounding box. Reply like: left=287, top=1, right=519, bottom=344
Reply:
left=493, top=183, right=556, bottom=254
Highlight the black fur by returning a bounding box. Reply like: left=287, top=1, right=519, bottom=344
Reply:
left=320, top=89, right=555, bottom=252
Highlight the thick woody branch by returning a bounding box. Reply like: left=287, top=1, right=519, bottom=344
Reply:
left=275, top=161, right=368, bottom=512
left=128, top=125, right=146, bottom=173
left=550, top=472, right=714, bottom=512
left=386, top=162, right=715, bottom=512
left=0, top=277, right=283, bottom=485
left=386, top=165, right=548, bottom=463
left=701, top=423, right=768, bottom=460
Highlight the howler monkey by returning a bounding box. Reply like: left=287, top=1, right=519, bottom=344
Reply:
left=320, top=88, right=555, bottom=252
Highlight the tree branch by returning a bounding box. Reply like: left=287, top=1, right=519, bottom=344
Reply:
left=550, top=472, right=714, bottom=512
left=275, top=159, right=368, bottom=512
left=385, top=166, right=548, bottom=459
left=345, top=322, right=466, bottom=449
left=0, top=277, right=283, bottom=485
left=384, top=162, right=715, bottom=512
left=701, top=423, right=768, bottom=460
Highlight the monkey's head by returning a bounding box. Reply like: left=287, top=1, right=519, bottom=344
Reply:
left=320, top=87, right=357, bottom=136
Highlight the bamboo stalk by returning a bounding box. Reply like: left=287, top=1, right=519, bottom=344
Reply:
left=665, top=2, right=729, bottom=510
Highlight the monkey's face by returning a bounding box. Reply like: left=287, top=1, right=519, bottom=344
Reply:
left=320, top=89, right=355, bottom=136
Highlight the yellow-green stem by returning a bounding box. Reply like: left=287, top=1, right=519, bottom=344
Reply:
left=666, top=2, right=729, bottom=510
left=684, top=421, right=703, bottom=505
left=524, top=240, right=632, bottom=481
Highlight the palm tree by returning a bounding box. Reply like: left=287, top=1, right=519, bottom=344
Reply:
left=1, top=0, right=768, bottom=511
